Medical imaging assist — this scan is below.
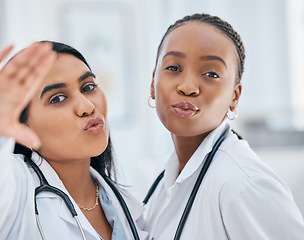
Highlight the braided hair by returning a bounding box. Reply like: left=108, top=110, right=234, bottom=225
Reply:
left=155, top=13, right=245, bottom=82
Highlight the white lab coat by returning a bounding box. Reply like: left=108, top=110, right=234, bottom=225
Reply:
left=0, top=138, right=148, bottom=240
left=144, top=121, right=304, bottom=239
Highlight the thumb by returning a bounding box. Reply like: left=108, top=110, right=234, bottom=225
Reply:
left=14, top=125, right=41, bottom=150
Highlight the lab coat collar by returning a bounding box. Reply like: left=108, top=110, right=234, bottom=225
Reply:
left=90, top=168, right=148, bottom=239
left=31, top=152, right=63, bottom=187
left=90, top=168, right=145, bottom=222
left=31, top=153, right=146, bottom=239
left=164, top=120, right=230, bottom=187
left=31, top=154, right=100, bottom=239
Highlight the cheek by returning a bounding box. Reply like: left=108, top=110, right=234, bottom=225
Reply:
left=96, top=100, right=108, bottom=119
left=154, top=73, right=175, bottom=100
left=28, top=110, right=75, bottom=145
left=154, top=79, right=172, bottom=122
left=92, top=91, right=108, bottom=117
left=204, top=87, right=234, bottom=123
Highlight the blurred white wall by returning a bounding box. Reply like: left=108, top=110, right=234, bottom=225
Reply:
left=1, top=0, right=304, bottom=214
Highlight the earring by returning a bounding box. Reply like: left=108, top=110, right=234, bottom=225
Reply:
left=29, top=145, right=34, bottom=152
left=148, top=96, right=156, bottom=108
left=226, top=108, right=238, bottom=120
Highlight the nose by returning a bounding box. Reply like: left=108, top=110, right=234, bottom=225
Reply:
left=75, top=94, right=95, bottom=117
left=177, top=71, right=200, bottom=96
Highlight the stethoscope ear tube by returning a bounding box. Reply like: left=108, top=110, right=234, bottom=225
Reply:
left=174, top=126, right=230, bottom=240
left=35, top=214, right=47, bottom=240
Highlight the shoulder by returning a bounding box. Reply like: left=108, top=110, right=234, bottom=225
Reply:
left=205, top=133, right=292, bottom=201
left=0, top=137, right=31, bottom=177
left=213, top=133, right=283, bottom=180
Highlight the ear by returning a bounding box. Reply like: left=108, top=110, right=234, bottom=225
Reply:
left=150, top=70, right=156, bottom=99
left=230, top=83, right=242, bottom=110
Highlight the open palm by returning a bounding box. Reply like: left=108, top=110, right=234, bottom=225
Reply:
left=0, top=42, right=55, bottom=149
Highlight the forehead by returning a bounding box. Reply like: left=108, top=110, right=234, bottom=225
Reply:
left=160, top=22, right=237, bottom=60
left=31, top=53, right=91, bottom=100
left=43, top=53, right=89, bottom=83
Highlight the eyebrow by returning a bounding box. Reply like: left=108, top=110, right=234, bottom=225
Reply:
left=163, top=51, right=227, bottom=68
left=162, top=51, right=186, bottom=60
left=40, top=83, right=66, bottom=98
left=200, top=55, right=227, bottom=68
left=40, top=71, right=96, bottom=98
left=78, top=71, right=96, bottom=83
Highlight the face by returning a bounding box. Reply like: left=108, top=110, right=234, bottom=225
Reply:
left=151, top=22, right=242, bottom=137
left=27, top=53, right=108, bottom=163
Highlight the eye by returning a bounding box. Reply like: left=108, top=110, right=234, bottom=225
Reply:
left=165, top=66, right=180, bottom=72
left=82, top=83, right=97, bottom=93
left=50, top=94, right=66, bottom=104
left=204, top=72, right=219, bottom=78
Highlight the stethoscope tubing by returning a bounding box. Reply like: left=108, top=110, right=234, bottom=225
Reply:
left=143, top=170, right=165, bottom=205
left=24, top=156, right=87, bottom=240
left=24, top=156, right=139, bottom=240
left=102, top=174, right=141, bottom=240
left=143, top=125, right=231, bottom=240
left=174, top=125, right=230, bottom=240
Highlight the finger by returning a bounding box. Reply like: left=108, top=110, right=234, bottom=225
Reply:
left=0, top=45, right=14, bottom=63
left=1, top=42, right=52, bottom=82
left=21, top=43, right=56, bottom=87
left=21, top=46, right=56, bottom=105
left=0, top=43, right=55, bottom=111
left=13, top=124, right=41, bottom=150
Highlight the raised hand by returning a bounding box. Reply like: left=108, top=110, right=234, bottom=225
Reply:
left=0, top=42, right=55, bottom=149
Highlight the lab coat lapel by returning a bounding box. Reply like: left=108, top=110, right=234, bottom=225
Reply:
left=58, top=196, right=100, bottom=239
left=90, top=168, right=146, bottom=238
left=30, top=154, right=147, bottom=239
left=31, top=153, right=100, bottom=239
left=175, top=120, right=230, bottom=184
left=91, top=168, right=144, bottom=221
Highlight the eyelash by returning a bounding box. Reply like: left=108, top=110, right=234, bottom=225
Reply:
left=49, top=83, right=98, bottom=105
left=204, top=72, right=220, bottom=78
left=49, top=94, right=66, bottom=104
left=81, top=83, right=98, bottom=93
left=165, top=65, right=181, bottom=72
left=165, top=65, right=219, bottom=78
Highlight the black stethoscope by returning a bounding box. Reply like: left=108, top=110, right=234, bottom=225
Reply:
left=143, top=125, right=231, bottom=240
left=24, top=156, right=140, bottom=240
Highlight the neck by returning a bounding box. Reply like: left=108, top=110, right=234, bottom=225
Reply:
left=47, top=158, right=96, bottom=203
left=171, top=133, right=209, bottom=172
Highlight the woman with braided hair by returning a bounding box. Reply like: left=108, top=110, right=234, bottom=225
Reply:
left=143, top=13, right=304, bottom=239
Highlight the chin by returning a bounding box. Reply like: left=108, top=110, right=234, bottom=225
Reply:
left=90, top=145, right=108, bottom=157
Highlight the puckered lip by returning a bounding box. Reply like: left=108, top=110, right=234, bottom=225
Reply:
left=83, top=116, right=104, bottom=131
left=172, top=101, right=199, bottom=111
